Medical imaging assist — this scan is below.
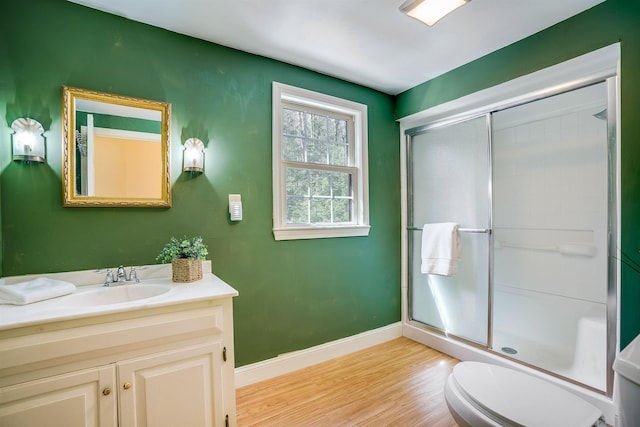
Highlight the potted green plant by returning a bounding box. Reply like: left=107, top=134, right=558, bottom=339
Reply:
left=156, top=236, right=208, bottom=283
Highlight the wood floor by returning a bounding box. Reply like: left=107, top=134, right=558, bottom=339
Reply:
left=236, top=337, right=460, bottom=426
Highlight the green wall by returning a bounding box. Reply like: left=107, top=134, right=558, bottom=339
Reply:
left=0, top=0, right=401, bottom=366
left=396, top=0, right=640, bottom=349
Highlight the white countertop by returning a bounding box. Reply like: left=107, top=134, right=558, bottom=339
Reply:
left=0, top=262, right=238, bottom=331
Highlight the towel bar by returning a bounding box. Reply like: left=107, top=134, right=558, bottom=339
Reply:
left=407, top=227, right=490, bottom=233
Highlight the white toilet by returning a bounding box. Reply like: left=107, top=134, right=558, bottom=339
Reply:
left=444, top=361, right=606, bottom=427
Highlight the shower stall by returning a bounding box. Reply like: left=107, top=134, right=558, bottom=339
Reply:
left=405, top=78, right=617, bottom=395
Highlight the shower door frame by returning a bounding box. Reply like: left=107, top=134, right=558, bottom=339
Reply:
left=404, top=76, right=619, bottom=397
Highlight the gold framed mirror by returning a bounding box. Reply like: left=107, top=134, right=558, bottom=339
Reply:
left=62, top=86, right=172, bottom=207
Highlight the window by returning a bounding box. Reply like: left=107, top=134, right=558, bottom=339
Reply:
left=272, top=82, right=370, bottom=240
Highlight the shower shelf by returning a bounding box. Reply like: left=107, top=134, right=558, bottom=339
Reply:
left=495, top=240, right=597, bottom=257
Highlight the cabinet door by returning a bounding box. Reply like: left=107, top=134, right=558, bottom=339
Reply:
left=118, top=343, right=225, bottom=427
left=0, top=365, right=117, bottom=427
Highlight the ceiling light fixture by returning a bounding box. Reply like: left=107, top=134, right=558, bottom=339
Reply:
left=400, top=0, right=470, bottom=26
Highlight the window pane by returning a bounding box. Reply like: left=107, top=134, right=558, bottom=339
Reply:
left=327, top=117, right=338, bottom=141
left=328, top=143, right=348, bottom=166
left=283, top=109, right=302, bottom=136
left=302, top=112, right=313, bottom=138
left=286, top=168, right=309, bottom=196
left=335, top=119, right=347, bottom=143
left=332, top=172, right=351, bottom=197
left=283, top=109, right=294, bottom=135
left=306, top=139, right=327, bottom=164
left=333, top=198, right=352, bottom=223
left=286, top=196, right=309, bottom=224
left=310, top=170, right=331, bottom=196
left=283, top=136, right=304, bottom=161
left=310, top=198, right=332, bottom=223
left=312, top=115, right=328, bottom=140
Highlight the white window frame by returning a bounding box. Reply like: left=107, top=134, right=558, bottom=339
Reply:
left=272, top=82, right=370, bottom=240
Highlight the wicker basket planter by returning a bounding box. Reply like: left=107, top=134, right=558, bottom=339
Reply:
left=171, top=258, right=203, bottom=283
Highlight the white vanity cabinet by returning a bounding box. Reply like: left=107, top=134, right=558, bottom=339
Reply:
left=0, top=275, right=237, bottom=427
left=0, top=364, right=117, bottom=426
left=117, top=342, right=224, bottom=427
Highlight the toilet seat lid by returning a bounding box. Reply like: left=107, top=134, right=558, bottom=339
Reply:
left=451, top=361, right=603, bottom=427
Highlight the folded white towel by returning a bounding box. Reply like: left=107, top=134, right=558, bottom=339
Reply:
left=421, top=223, right=462, bottom=276
left=0, top=277, right=76, bottom=305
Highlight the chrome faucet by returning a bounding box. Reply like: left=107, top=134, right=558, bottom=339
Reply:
left=104, top=266, right=140, bottom=287
left=116, top=265, right=127, bottom=282
left=129, top=267, right=140, bottom=283
left=104, top=269, right=115, bottom=286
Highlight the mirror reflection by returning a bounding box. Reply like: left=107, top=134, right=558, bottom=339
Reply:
left=62, top=86, right=172, bottom=207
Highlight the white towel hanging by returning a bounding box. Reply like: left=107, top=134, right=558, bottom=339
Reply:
left=421, top=223, right=462, bottom=276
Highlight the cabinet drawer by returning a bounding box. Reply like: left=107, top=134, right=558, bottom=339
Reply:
left=0, top=305, right=223, bottom=380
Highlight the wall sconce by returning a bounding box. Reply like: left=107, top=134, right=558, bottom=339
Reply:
left=183, top=137, right=204, bottom=174
left=11, top=118, right=46, bottom=163
left=400, top=0, right=470, bottom=26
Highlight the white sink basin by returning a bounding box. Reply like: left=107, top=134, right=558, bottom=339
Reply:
left=62, top=284, right=172, bottom=306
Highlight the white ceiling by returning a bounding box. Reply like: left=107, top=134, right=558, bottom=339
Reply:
left=68, top=0, right=604, bottom=95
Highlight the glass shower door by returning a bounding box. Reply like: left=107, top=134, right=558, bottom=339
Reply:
left=491, top=81, right=611, bottom=391
left=408, top=116, right=490, bottom=345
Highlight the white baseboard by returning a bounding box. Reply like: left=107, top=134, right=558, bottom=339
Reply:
left=235, top=322, right=402, bottom=388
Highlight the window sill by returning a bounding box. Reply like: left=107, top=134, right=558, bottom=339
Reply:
left=273, top=225, right=370, bottom=241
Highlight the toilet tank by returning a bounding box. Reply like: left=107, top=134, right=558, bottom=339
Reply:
left=613, top=333, right=640, bottom=427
